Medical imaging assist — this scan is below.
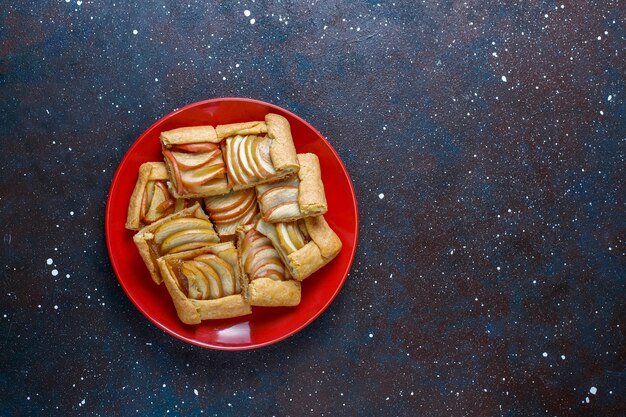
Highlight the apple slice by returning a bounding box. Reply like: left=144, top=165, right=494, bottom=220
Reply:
left=264, top=202, right=302, bottom=222
left=205, top=189, right=250, bottom=213
left=287, top=222, right=307, bottom=249
left=210, top=191, right=256, bottom=223
left=144, top=181, right=171, bottom=222
left=168, top=242, right=211, bottom=254
left=245, top=136, right=265, bottom=178
left=161, top=229, right=219, bottom=254
left=254, top=263, right=285, bottom=281
left=171, top=149, right=220, bottom=169
left=196, top=255, right=236, bottom=296
left=237, top=135, right=257, bottom=179
left=276, top=222, right=299, bottom=254
left=224, top=137, right=242, bottom=185
left=154, top=218, right=215, bottom=244
left=255, top=138, right=276, bottom=176
left=182, top=263, right=209, bottom=300
left=140, top=180, right=156, bottom=221
left=231, top=135, right=251, bottom=184
left=190, top=260, right=223, bottom=299
left=180, top=164, right=226, bottom=190
left=247, top=246, right=280, bottom=276
left=297, top=219, right=310, bottom=240
left=173, top=143, right=219, bottom=153
left=163, top=150, right=185, bottom=195
left=259, top=186, right=298, bottom=212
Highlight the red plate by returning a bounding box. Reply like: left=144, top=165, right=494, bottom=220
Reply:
left=105, top=98, right=358, bottom=350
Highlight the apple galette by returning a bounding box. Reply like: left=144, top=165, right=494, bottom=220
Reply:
left=126, top=162, right=204, bottom=230
left=157, top=243, right=251, bottom=324
left=256, top=153, right=327, bottom=223
left=219, top=113, right=299, bottom=190
left=237, top=224, right=301, bottom=307
left=204, top=188, right=259, bottom=239
left=255, top=216, right=342, bottom=281
left=133, top=203, right=220, bottom=284
left=160, top=126, right=230, bottom=199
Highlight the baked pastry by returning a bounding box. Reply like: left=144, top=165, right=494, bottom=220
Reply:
left=256, top=153, right=327, bottom=223
left=255, top=215, right=342, bottom=281
left=219, top=113, right=299, bottom=190
left=237, top=224, right=301, bottom=306
left=204, top=188, right=259, bottom=239
left=160, top=126, right=229, bottom=198
left=126, top=162, right=177, bottom=230
left=133, top=203, right=220, bottom=284
left=126, top=162, right=206, bottom=230
left=157, top=243, right=251, bottom=324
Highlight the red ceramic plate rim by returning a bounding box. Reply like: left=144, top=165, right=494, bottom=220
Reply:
left=105, top=97, right=359, bottom=350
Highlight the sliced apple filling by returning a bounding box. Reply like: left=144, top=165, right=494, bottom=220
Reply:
left=240, top=227, right=288, bottom=282
left=149, top=217, right=220, bottom=257
left=223, top=135, right=277, bottom=188
left=167, top=254, right=240, bottom=301
left=163, top=142, right=228, bottom=196
left=140, top=180, right=176, bottom=223
left=256, top=176, right=303, bottom=222
left=204, top=188, right=259, bottom=237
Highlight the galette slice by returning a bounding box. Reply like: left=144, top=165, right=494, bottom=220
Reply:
left=126, top=162, right=177, bottom=230
left=204, top=188, right=259, bottom=239
left=126, top=162, right=205, bottom=231
left=255, top=215, right=342, bottom=281
left=219, top=113, right=299, bottom=190
left=133, top=203, right=220, bottom=284
left=157, top=242, right=251, bottom=324
left=256, top=153, right=327, bottom=223
left=237, top=224, right=301, bottom=307
left=160, top=125, right=229, bottom=198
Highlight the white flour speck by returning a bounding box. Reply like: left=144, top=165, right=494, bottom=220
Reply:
left=542, top=352, right=548, bottom=357
left=250, top=18, right=256, bottom=24
left=70, top=211, right=74, bottom=216
left=599, top=110, right=604, bottom=115
left=132, top=29, right=138, bottom=35
left=66, top=274, right=70, bottom=278
left=589, top=386, right=597, bottom=395
left=369, top=333, right=373, bottom=338
left=244, top=10, right=251, bottom=17
left=51, top=269, right=59, bottom=276
left=561, top=355, right=566, bottom=360
left=608, top=95, right=612, bottom=101
left=378, top=193, right=384, bottom=199
left=194, top=389, right=199, bottom=396
left=54, top=305, right=59, bottom=310
left=492, top=52, right=498, bottom=57
left=501, top=75, right=507, bottom=82
left=46, top=258, right=53, bottom=265
left=585, top=397, right=590, bottom=403
left=77, top=0, right=82, bottom=5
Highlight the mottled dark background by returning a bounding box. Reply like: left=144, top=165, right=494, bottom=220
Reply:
left=1, top=0, right=624, bottom=416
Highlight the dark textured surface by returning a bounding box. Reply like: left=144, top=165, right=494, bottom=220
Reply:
left=1, top=1, right=625, bottom=416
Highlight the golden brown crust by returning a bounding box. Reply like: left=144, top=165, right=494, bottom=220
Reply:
left=133, top=203, right=218, bottom=284
left=235, top=225, right=301, bottom=306
left=160, top=126, right=219, bottom=147
left=216, top=121, right=268, bottom=139
left=248, top=278, right=301, bottom=306
left=126, top=162, right=170, bottom=230
left=157, top=245, right=251, bottom=324
left=266, top=113, right=299, bottom=174
left=303, top=215, right=342, bottom=259
left=256, top=216, right=342, bottom=281
left=297, top=153, right=328, bottom=216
